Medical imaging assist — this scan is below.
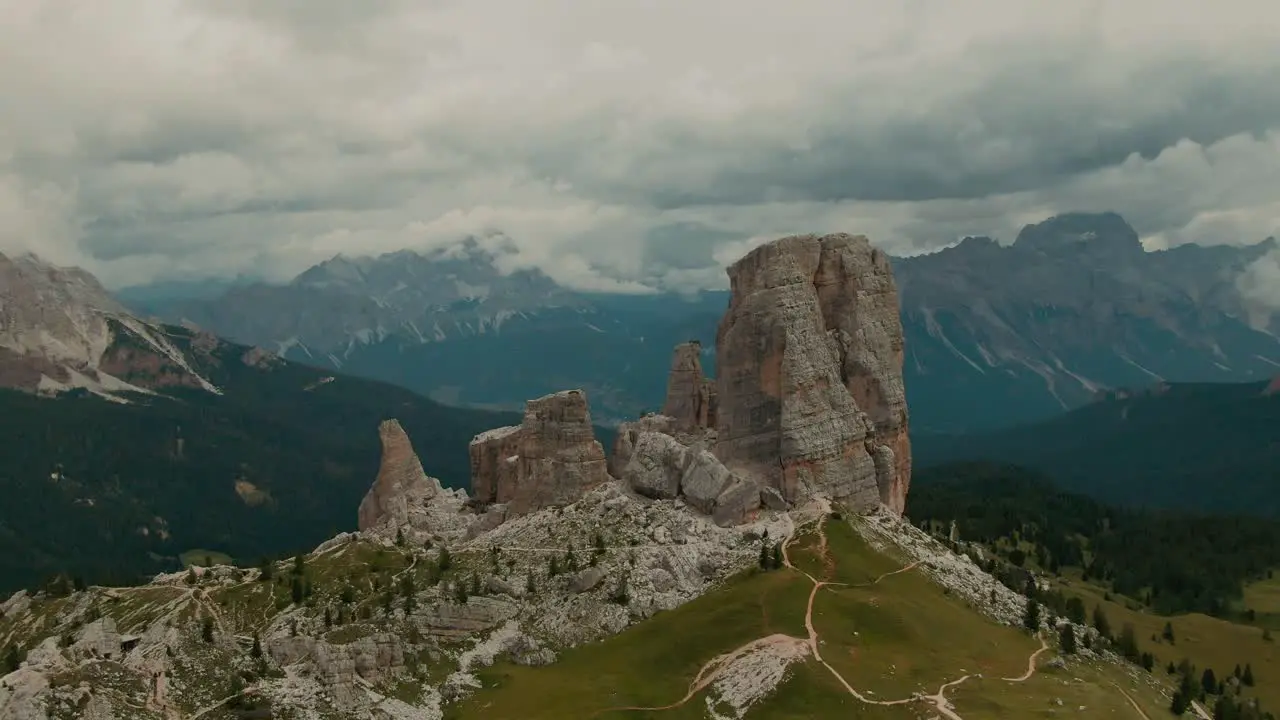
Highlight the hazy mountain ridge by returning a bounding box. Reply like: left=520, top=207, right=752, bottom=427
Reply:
left=122, top=212, right=1280, bottom=431
left=913, top=377, right=1280, bottom=517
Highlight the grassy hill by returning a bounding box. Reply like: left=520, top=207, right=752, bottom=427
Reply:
left=447, top=514, right=1171, bottom=719
left=907, top=462, right=1280, bottom=713
left=0, top=323, right=528, bottom=594
left=1, top=506, right=1182, bottom=719
left=912, top=379, right=1280, bottom=517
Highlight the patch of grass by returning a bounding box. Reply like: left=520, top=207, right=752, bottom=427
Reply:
left=1053, top=575, right=1280, bottom=710
left=180, top=549, right=234, bottom=568
left=448, top=513, right=1180, bottom=719
left=448, top=567, right=809, bottom=719
left=325, top=623, right=376, bottom=645
left=1242, top=571, right=1280, bottom=630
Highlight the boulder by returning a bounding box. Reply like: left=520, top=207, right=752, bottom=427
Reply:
left=610, top=413, right=677, bottom=476
left=571, top=566, right=607, bottom=594
left=620, top=431, right=687, bottom=499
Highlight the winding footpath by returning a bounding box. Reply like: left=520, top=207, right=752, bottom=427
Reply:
left=592, top=504, right=1065, bottom=718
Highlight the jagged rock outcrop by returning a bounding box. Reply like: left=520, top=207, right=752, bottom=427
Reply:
left=469, top=425, right=522, bottom=506
left=358, top=419, right=442, bottom=531
left=662, top=341, right=717, bottom=431
left=616, top=431, right=762, bottom=526
left=468, top=389, right=610, bottom=516
left=268, top=633, right=406, bottom=708
left=611, top=233, right=911, bottom=521
left=713, top=233, right=910, bottom=513
left=357, top=419, right=472, bottom=540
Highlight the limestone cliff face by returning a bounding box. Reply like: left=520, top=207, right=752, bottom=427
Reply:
left=357, top=419, right=444, bottom=532
left=468, top=425, right=522, bottom=506
left=469, top=389, right=610, bottom=516
left=661, top=341, right=717, bottom=431
left=713, top=233, right=911, bottom=514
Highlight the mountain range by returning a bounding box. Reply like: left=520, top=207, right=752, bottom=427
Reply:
left=914, top=376, right=1280, bottom=518
left=0, top=250, right=522, bottom=592
left=123, top=212, right=1280, bottom=432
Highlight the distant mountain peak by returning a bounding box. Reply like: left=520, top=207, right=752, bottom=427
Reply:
left=1012, top=212, right=1144, bottom=257
left=0, top=253, right=221, bottom=399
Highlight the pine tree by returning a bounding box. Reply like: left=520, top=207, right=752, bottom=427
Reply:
left=1059, top=624, right=1076, bottom=654
left=1023, top=599, right=1041, bottom=632
left=1065, top=596, right=1086, bottom=624
left=1170, top=688, right=1190, bottom=715
left=251, top=634, right=262, bottom=659
left=438, top=546, right=453, bottom=572
left=292, top=554, right=305, bottom=575
left=566, top=545, right=578, bottom=572
left=1140, top=652, right=1154, bottom=672
left=185, top=567, right=198, bottom=586
left=258, top=558, right=273, bottom=582
left=3, top=644, right=21, bottom=673
left=395, top=528, right=405, bottom=547
left=526, top=573, right=537, bottom=594
left=610, top=574, right=630, bottom=605
left=1118, top=623, right=1140, bottom=661
left=470, top=573, right=482, bottom=597
left=1163, top=621, right=1176, bottom=644
left=1092, top=605, right=1112, bottom=639
left=771, top=543, right=783, bottom=569
left=758, top=543, right=770, bottom=570
left=324, top=607, right=333, bottom=628
left=1202, top=668, right=1217, bottom=695
left=291, top=576, right=304, bottom=605
left=549, top=555, right=560, bottom=577
left=454, top=580, right=469, bottom=605
left=201, top=616, right=214, bottom=643
left=1242, top=663, right=1254, bottom=687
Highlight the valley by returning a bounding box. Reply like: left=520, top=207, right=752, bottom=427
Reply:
left=2, top=230, right=1278, bottom=719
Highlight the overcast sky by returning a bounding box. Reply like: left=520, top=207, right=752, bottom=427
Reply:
left=2, top=0, right=1279, bottom=292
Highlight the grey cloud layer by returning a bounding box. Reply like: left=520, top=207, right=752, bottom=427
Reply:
left=1, top=0, right=1278, bottom=293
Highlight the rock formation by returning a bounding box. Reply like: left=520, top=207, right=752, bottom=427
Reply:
left=469, top=389, right=610, bottom=516
left=612, top=233, right=911, bottom=521
left=713, top=233, right=910, bottom=513
left=358, top=419, right=471, bottom=539
left=661, top=341, right=717, bottom=431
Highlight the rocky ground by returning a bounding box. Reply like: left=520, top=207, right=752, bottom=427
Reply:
left=1, top=491, right=1174, bottom=719
left=0, top=478, right=795, bottom=719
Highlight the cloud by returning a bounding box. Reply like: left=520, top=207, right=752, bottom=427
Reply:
left=1238, top=249, right=1280, bottom=320
left=1, top=0, right=1279, bottom=291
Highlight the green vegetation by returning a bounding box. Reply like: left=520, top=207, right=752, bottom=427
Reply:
left=908, top=462, right=1280, bottom=616
left=446, top=515, right=1170, bottom=719
left=913, top=378, right=1280, bottom=517
left=179, top=549, right=234, bottom=568
left=0, top=322, right=524, bottom=594
left=908, top=462, right=1280, bottom=713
